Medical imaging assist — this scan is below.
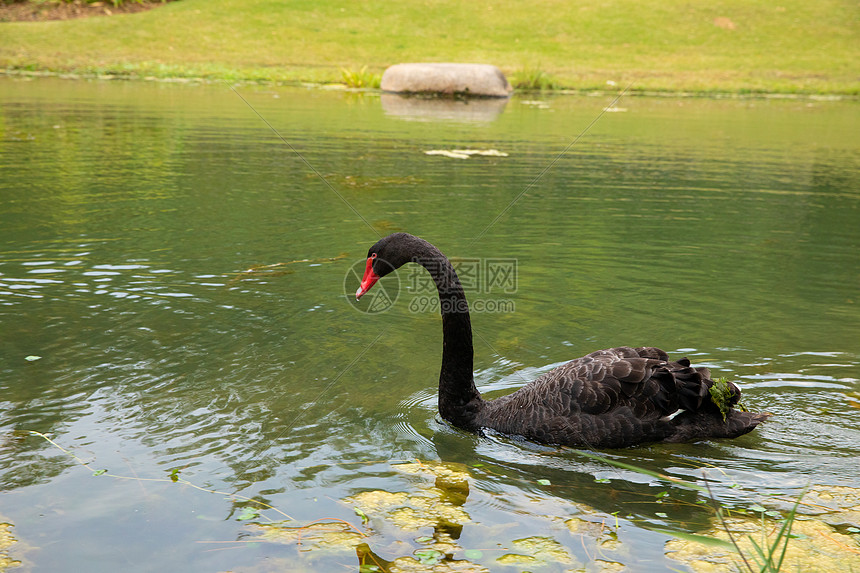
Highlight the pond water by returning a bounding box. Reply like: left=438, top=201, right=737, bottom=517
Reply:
left=0, top=78, right=858, bottom=572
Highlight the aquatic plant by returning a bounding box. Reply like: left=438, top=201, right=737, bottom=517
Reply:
left=662, top=487, right=856, bottom=573
left=746, top=501, right=799, bottom=573
left=341, top=66, right=381, bottom=89
left=511, top=67, right=560, bottom=91
left=26, top=431, right=860, bottom=572
left=709, top=377, right=736, bottom=421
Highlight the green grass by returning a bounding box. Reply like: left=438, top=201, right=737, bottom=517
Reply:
left=2, top=0, right=858, bottom=95
left=511, top=67, right=560, bottom=91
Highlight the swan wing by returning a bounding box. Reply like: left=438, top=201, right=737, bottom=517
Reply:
left=530, top=346, right=710, bottom=418
left=477, top=346, right=724, bottom=447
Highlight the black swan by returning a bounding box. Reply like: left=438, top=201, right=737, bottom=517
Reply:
left=355, top=233, right=769, bottom=448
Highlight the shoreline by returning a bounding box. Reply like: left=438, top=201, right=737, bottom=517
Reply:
left=3, top=68, right=856, bottom=101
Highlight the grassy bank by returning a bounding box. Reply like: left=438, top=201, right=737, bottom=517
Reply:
left=2, top=0, right=858, bottom=95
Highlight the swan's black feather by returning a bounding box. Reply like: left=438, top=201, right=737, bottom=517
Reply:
left=472, top=346, right=767, bottom=448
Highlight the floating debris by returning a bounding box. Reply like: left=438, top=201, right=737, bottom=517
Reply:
left=230, top=253, right=348, bottom=284
left=342, top=461, right=472, bottom=536
left=345, top=462, right=485, bottom=571
left=238, top=460, right=639, bottom=571
left=424, top=149, right=509, bottom=159
left=384, top=555, right=490, bottom=572
left=392, top=460, right=471, bottom=484
left=335, top=174, right=422, bottom=189
left=251, top=519, right=364, bottom=553
left=345, top=486, right=470, bottom=532
left=496, top=553, right=541, bottom=566
left=520, top=100, right=550, bottom=109
left=785, top=484, right=860, bottom=529
left=497, top=535, right=577, bottom=567
left=565, top=516, right=622, bottom=551
left=0, top=521, right=21, bottom=572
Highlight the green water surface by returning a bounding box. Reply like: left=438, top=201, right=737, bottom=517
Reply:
left=1, top=78, right=858, bottom=572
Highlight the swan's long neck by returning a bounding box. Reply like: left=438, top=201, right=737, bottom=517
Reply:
left=413, top=242, right=483, bottom=428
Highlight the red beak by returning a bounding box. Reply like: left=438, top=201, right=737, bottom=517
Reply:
left=355, top=255, right=380, bottom=300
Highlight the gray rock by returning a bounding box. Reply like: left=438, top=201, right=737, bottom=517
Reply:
left=381, top=63, right=512, bottom=97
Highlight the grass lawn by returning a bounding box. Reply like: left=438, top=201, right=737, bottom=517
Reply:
left=1, top=0, right=858, bottom=95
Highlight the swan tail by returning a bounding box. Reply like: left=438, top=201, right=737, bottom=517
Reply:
left=668, top=409, right=771, bottom=442
left=665, top=360, right=770, bottom=441
left=663, top=358, right=711, bottom=412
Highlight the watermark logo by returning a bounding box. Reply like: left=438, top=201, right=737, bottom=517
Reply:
left=404, top=257, right=517, bottom=314
left=343, top=257, right=400, bottom=314
left=347, top=256, right=518, bottom=315
left=406, top=295, right=516, bottom=314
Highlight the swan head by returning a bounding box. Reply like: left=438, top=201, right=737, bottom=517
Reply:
left=355, top=232, right=423, bottom=300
